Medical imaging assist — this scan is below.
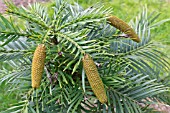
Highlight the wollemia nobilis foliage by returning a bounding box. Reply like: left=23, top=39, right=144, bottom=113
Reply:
left=0, top=0, right=170, bottom=113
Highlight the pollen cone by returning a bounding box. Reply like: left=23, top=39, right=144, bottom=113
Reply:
left=31, top=44, right=46, bottom=88
left=107, top=15, right=140, bottom=43
left=82, top=54, right=107, bottom=104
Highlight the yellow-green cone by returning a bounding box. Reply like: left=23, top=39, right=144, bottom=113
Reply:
left=82, top=54, right=107, bottom=104
left=31, top=44, right=46, bottom=88
left=107, top=15, right=140, bottom=43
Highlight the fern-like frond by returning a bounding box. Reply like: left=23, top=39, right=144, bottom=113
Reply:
left=54, top=3, right=112, bottom=32
left=1, top=100, right=29, bottom=113
left=0, top=38, right=33, bottom=61
left=55, top=30, right=100, bottom=73
left=0, top=14, right=31, bottom=46
left=28, top=2, right=50, bottom=26
left=105, top=73, right=168, bottom=113
left=5, top=1, right=49, bottom=29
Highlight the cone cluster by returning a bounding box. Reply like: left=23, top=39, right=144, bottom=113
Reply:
left=82, top=54, right=107, bottom=104
left=107, top=15, right=140, bottom=43
left=31, top=44, right=46, bottom=88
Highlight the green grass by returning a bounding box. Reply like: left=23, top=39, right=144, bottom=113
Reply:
left=0, top=83, right=20, bottom=111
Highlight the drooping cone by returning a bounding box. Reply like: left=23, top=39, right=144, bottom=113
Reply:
left=31, top=44, right=46, bottom=88
left=82, top=54, right=107, bottom=104
left=107, top=15, right=140, bottom=43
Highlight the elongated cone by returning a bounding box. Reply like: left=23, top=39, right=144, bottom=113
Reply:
left=31, top=44, right=46, bottom=88
left=82, top=54, right=107, bottom=104
left=107, top=15, right=140, bottom=43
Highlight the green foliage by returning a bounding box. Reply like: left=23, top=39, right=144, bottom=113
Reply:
left=0, top=0, right=170, bottom=113
left=76, top=0, right=170, bottom=57
left=0, top=83, right=20, bottom=111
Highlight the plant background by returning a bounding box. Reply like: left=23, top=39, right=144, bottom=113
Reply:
left=0, top=0, right=170, bottom=112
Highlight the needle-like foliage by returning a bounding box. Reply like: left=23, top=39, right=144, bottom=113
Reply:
left=0, top=0, right=169, bottom=113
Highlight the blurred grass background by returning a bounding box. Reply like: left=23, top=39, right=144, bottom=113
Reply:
left=0, top=0, right=170, bottom=111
